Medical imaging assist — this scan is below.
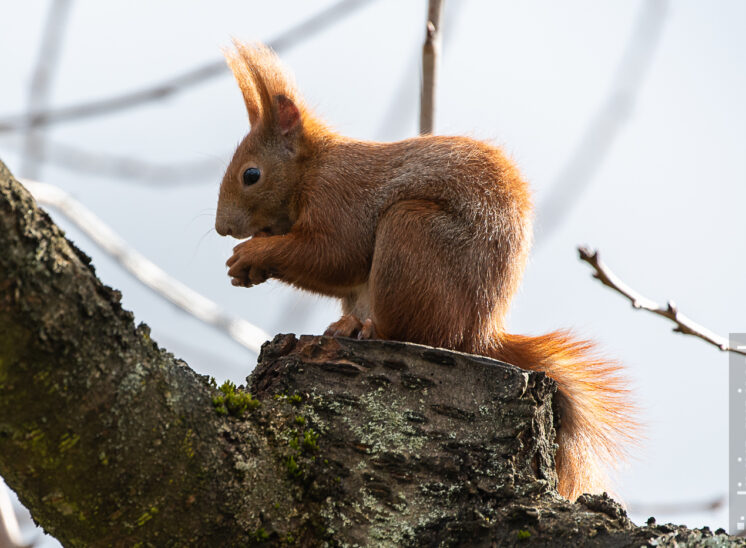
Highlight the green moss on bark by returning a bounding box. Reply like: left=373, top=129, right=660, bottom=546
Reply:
left=211, top=380, right=260, bottom=417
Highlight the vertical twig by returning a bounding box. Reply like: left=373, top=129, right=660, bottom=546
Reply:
left=21, top=0, right=73, bottom=179
left=419, top=0, right=445, bottom=135
left=375, top=0, right=463, bottom=141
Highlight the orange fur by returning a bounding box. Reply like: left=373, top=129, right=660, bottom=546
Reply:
left=490, top=331, right=636, bottom=500
left=216, top=42, right=637, bottom=500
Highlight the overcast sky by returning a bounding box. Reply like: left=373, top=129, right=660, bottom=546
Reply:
left=1, top=1, right=745, bottom=544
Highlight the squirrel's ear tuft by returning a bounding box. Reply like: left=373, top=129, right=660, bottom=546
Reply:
left=224, top=43, right=261, bottom=126
left=275, top=95, right=301, bottom=135
left=224, top=40, right=305, bottom=134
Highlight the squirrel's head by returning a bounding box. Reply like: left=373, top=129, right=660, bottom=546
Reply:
left=216, top=42, right=319, bottom=239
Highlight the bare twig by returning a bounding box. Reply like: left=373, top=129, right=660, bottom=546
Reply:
left=0, top=0, right=377, bottom=133
left=20, top=0, right=73, bottom=179
left=536, top=0, right=668, bottom=246
left=20, top=178, right=270, bottom=353
left=578, top=246, right=746, bottom=356
left=419, top=0, right=445, bottom=135
left=375, top=0, right=462, bottom=141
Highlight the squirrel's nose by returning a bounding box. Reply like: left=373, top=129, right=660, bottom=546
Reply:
left=215, top=221, right=232, bottom=237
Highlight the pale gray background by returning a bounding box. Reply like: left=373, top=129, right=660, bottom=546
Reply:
left=1, top=1, right=744, bottom=544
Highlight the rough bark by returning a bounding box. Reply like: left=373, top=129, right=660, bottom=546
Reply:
left=0, top=160, right=740, bottom=546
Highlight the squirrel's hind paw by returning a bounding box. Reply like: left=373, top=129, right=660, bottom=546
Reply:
left=324, top=315, right=378, bottom=340
left=324, top=314, right=363, bottom=338
left=358, top=318, right=378, bottom=340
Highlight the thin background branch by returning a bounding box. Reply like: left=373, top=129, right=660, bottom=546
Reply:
left=578, top=246, right=746, bottom=356
left=419, top=0, right=445, bottom=135
left=0, top=479, right=31, bottom=548
left=535, top=0, right=668, bottom=247
left=0, top=0, right=377, bottom=134
left=20, top=0, right=73, bottom=179
left=1, top=136, right=223, bottom=184
left=21, top=178, right=270, bottom=354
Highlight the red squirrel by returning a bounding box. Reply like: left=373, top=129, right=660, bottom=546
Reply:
left=215, top=42, right=636, bottom=500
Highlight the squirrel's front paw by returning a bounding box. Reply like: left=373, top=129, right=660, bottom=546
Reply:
left=230, top=267, right=269, bottom=287
left=226, top=243, right=272, bottom=287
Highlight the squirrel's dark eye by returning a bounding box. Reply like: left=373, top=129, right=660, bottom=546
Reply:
left=243, top=167, right=261, bottom=186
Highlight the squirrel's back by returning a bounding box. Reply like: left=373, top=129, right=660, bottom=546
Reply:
left=312, top=135, right=534, bottom=329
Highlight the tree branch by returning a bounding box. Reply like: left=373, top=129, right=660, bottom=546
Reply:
left=375, top=1, right=462, bottom=141
left=419, top=0, right=445, bottom=135
left=578, top=246, right=746, bottom=356
left=1, top=161, right=275, bottom=544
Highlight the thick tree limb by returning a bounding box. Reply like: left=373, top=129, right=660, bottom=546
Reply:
left=0, top=160, right=740, bottom=545
left=0, top=161, right=282, bottom=545
left=578, top=246, right=746, bottom=356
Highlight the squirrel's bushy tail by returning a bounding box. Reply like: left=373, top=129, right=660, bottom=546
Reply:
left=489, top=330, right=637, bottom=500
